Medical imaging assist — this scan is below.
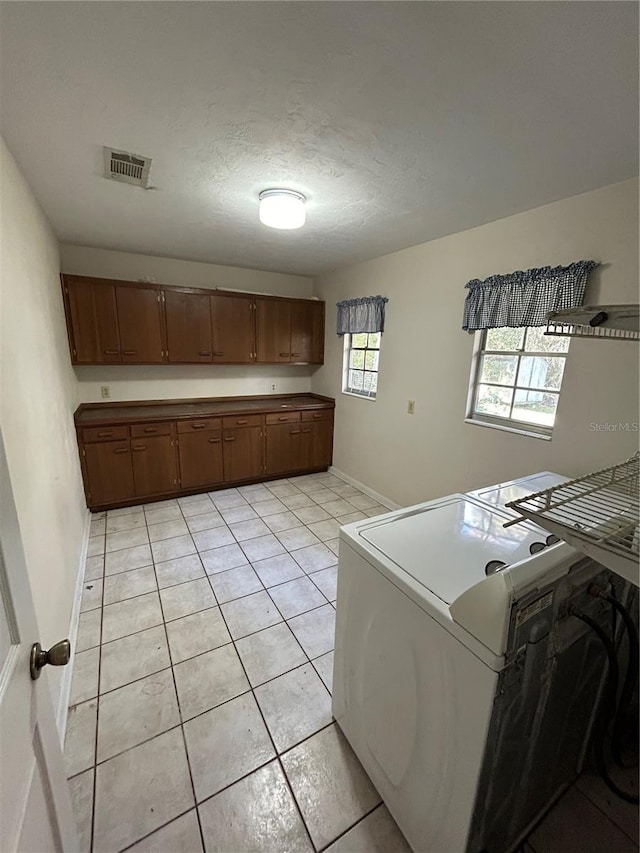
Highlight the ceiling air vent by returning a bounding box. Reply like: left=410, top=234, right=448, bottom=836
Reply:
left=104, top=147, right=151, bottom=188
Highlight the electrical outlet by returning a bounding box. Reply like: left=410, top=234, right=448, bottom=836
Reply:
left=100, top=386, right=111, bottom=399
left=270, top=383, right=277, bottom=392
left=407, top=400, right=415, bottom=415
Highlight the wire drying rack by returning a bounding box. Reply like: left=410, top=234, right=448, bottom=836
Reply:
left=545, top=304, right=640, bottom=342
left=504, top=454, right=640, bottom=586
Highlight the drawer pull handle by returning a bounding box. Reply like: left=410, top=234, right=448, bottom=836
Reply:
left=279, top=352, right=290, bottom=358
left=278, top=416, right=289, bottom=421
left=236, top=419, right=248, bottom=425
left=132, top=444, right=146, bottom=451
left=290, top=429, right=301, bottom=435
left=208, top=437, right=221, bottom=444
left=301, top=428, right=311, bottom=434
left=224, top=436, right=236, bottom=442
left=313, top=414, right=322, bottom=419
left=123, top=350, right=138, bottom=356
left=113, top=447, right=129, bottom=454
left=191, top=423, right=206, bottom=429
left=199, top=351, right=212, bottom=357
left=291, top=353, right=301, bottom=358
left=103, top=349, right=119, bottom=355
left=213, top=352, right=224, bottom=357
left=143, top=427, right=158, bottom=433
left=97, top=431, right=112, bottom=437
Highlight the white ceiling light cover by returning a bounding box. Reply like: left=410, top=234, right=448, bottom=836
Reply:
left=259, top=189, right=306, bottom=230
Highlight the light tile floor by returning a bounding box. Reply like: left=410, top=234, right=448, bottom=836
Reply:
left=65, top=472, right=639, bottom=852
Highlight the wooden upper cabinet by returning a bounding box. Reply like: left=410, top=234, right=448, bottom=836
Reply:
left=256, top=299, right=291, bottom=363
left=64, top=276, right=121, bottom=363
left=165, top=290, right=212, bottom=363
left=211, top=294, right=255, bottom=363
left=115, top=286, right=165, bottom=363
left=290, top=300, right=325, bottom=364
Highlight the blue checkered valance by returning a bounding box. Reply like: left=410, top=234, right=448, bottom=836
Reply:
left=462, top=260, right=598, bottom=331
left=337, top=296, right=388, bottom=336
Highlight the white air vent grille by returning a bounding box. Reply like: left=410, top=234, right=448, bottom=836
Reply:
left=104, top=147, right=151, bottom=187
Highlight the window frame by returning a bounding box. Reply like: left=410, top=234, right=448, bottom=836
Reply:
left=342, top=332, right=381, bottom=401
left=466, top=327, right=570, bottom=438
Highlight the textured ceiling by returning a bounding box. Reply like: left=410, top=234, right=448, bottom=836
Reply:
left=1, top=2, right=638, bottom=276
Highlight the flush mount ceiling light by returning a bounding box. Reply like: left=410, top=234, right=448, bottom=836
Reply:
left=259, top=189, right=306, bottom=230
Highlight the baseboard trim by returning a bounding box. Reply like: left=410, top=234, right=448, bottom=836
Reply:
left=56, top=508, right=91, bottom=743
left=328, top=466, right=401, bottom=511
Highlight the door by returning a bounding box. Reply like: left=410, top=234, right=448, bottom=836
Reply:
left=255, top=298, right=291, bottom=363
left=84, top=440, right=135, bottom=506
left=0, top=431, right=77, bottom=852
left=178, top=430, right=224, bottom=489
left=222, top=427, right=263, bottom=482
left=64, top=276, right=121, bottom=364
left=265, top=423, right=301, bottom=475
left=131, top=433, right=178, bottom=497
left=115, top=286, right=165, bottom=363
left=210, top=294, right=255, bottom=363
left=165, top=290, right=212, bottom=363
left=290, top=300, right=325, bottom=364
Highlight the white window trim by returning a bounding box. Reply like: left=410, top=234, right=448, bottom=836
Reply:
left=465, top=329, right=567, bottom=439
left=341, top=333, right=380, bottom=401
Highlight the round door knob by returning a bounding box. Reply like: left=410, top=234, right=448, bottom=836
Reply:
left=30, top=639, right=71, bottom=680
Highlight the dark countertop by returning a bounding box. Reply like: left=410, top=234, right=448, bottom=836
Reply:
left=75, top=393, right=334, bottom=426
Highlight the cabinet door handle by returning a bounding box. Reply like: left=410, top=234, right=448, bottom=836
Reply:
left=191, top=423, right=206, bottom=429
left=224, top=436, right=236, bottom=442
left=291, top=353, right=301, bottom=358
left=143, top=427, right=158, bottom=433
left=290, top=429, right=301, bottom=435
left=113, top=447, right=129, bottom=454
left=301, top=428, right=311, bottom=434
left=103, top=349, right=119, bottom=355
left=208, top=437, right=221, bottom=444
left=123, top=350, right=138, bottom=356
left=279, top=352, right=291, bottom=358
left=132, top=444, right=146, bottom=451
left=199, top=351, right=212, bottom=357
left=97, top=430, right=113, bottom=437
left=213, top=352, right=224, bottom=357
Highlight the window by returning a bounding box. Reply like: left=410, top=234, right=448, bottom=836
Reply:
left=468, top=326, right=570, bottom=435
left=343, top=332, right=381, bottom=399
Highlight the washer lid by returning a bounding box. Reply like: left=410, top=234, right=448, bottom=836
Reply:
left=359, top=495, right=540, bottom=605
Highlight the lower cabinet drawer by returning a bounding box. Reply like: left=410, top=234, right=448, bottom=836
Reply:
left=301, top=410, right=333, bottom=422
left=265, top=412, right=301, bottom=425
left=222, top=414, right=263, bottom=429
left=176, top=418, right=222, bottom=433
left=82, top=425, right=129, bottom=443
left=131, top=422, right=173, bottom=438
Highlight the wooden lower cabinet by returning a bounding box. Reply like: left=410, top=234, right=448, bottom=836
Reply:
left=83, top=440, right=134, bottom=505
left=76, top=397, right=334, bottom=509
left=265, top=423, right=302, bottom=475
left=300, top=420, right=333, bottom=469
left=130, top=434, right=178, bottom=497
left=222, top=426, right=263, bottom=482
left=178, top=430, right=224, bottom=489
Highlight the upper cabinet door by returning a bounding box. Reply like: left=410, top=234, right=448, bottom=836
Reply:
left=64, top=276, right=121, bottom=363
left=115, top=286, right=165, bottom=363
left=211, top=294, right=255, bottom=363
left=256, top=298, right=291, bottom=363
left=165, top=291, right=212, bottom=363
left=290, top=300, right=325, bottom=364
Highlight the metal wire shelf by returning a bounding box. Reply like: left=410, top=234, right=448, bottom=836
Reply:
left=545, top=304, right=639, bottom=342
left=504, top=454, right=640, bottom=586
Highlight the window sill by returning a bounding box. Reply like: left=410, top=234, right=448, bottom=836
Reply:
left=464, top=417, right=552, bottom=441
left=342, top=390, right=377, bottom=402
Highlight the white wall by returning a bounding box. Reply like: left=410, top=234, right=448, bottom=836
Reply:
left=0, top=138, right=87, bottom=706
left=312, top=179, right=640, bottom=507
left=60, top=244, right=317, bottom=402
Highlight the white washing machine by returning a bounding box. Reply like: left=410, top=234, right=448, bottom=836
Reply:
left=332, top=482, right=629, bottom=853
